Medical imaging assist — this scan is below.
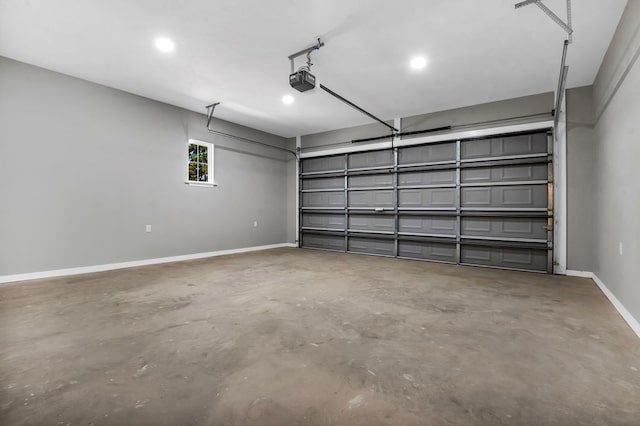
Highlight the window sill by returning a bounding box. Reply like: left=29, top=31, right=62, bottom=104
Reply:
left=184, top=181, right=218, bottom=188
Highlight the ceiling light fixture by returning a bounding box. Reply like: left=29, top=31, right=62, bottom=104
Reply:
left=282, top=95, right=294, bottom=105
left=154, top=37, right=175, bottom=53
left=410, top=56, right=427, bottom=70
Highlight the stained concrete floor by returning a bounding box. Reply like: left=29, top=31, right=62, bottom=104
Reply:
left=1, top=248, right=639, bottom=426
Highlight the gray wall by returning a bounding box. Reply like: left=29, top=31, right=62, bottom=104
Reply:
left=300, top=92, right=554, bottom=151
left=0, top=57, right=292, bottom=276
left=591, top=0, right=640, bottom=322
left=566, top=86, right=596, bottom=271
left=401, top=92, right=554, bottom=135
left=301, top=121, right=396, bottom=150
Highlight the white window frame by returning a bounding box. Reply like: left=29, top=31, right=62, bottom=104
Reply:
left=185, top=139, right=216, bottom=187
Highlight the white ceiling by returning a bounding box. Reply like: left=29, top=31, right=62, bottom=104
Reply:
left=0, top=0, right=627, bottom=137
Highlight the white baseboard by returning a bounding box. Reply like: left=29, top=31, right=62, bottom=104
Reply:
left=566, top=270, right=640, bottom=338
left=0, top=243, right=297, bottom=285
left=591, top=273, right=640, bottom=338
left=565, top=270, right=594, bottom=278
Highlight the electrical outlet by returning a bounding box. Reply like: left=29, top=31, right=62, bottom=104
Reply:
left=619, top=242, right=623, bottom=256
left=253, top=221, right=258, bottom=228
left=146, top=225, right=152, bottom=233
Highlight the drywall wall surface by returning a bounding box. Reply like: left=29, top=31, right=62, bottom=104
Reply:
left=592, top=1, right=640, bottom=322
left=301, top=121, right=395, bottom=151
left=0, top=57, right=291, bottom=275
left=593, top=0, right=640, bottom=119
left=401, top=92, right=554, bottom=134
left=300, top=92, right=553, bottom=153
left=566, top=86, right=596, bottom=272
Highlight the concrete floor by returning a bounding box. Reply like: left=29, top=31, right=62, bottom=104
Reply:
left=1, top=248, right=639, bottom=426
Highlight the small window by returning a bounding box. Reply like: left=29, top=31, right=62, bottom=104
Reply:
left=186, top=139, right=215, bottom=186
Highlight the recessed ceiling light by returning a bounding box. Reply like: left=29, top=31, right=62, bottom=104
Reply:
left=282, top=95, right=294, bottom=105
left=410, top=56, right=427, bottom=70
left=154, top=37, right=175, bottom=53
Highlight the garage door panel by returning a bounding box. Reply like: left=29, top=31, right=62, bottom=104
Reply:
left=462, top=140, right=491, bottom=159
left=300, top=130, right=552, bottom=273
left=302, top=155, right=345, bottom=173
left=399, top=143, right=456, bottom=165
left=461, top=185, right=547, bottom=208
left=461, top=217, right=547, bottom=240
left=349, top=151, right=394, bottom=169
left=461, top=133, right=547, bottom=160
left=349, top=190, right=394, bottom=208
left=461, top=245, right=548, bottom=272
left=399, top=216, right=456, bottom=235
left=461, top=164, right=547, bottom=183
left=302, top=177, right=344, bottom=190
left=500, top=164, right=547, bottom=181
left=500, top=133, right=547, bottom=156
left=348, top=237, right=394, bottom=256
left=501, top=185, right=547, bottom=208
left=398, top=170, right=456, bottom=186
left=398, top=241, right=456, bottom=262
left=302, top=214, right=346, bottom=230
left=302, top=234, right=345, bottom=251
left=349, top=174, right=393, bottom=188
left=399, top=188, right=456, bottom=208
left=349, top=215, right=395, bottom=232
left=461, top=188, right=491, bottom=207
left=302, top=192, right=345, bottom=208
left=461, top=246, right=491, bottom=262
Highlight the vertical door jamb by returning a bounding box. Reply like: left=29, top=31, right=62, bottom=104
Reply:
left=296, top=136, right=301, bottom=248
left=455, top=139, right=462, bottom=264
left=393, top=118, right=401, bottom=258
left=547, top=132, right=555, bottom=274
left=553, top=94, right=568, bottom=274
left=344, top=154, right=349, bottom=253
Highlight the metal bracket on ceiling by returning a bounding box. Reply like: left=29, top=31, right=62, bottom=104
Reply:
left=288, top=38, right=324, bottom=74
left=515, top=1, right=573, bottom=133
left=515, top=0, right=573, bottom=42
left=205, top=102, right=220, bottom=130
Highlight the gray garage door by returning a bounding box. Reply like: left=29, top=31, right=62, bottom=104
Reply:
left=299, top=130, right=553, bottom=273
